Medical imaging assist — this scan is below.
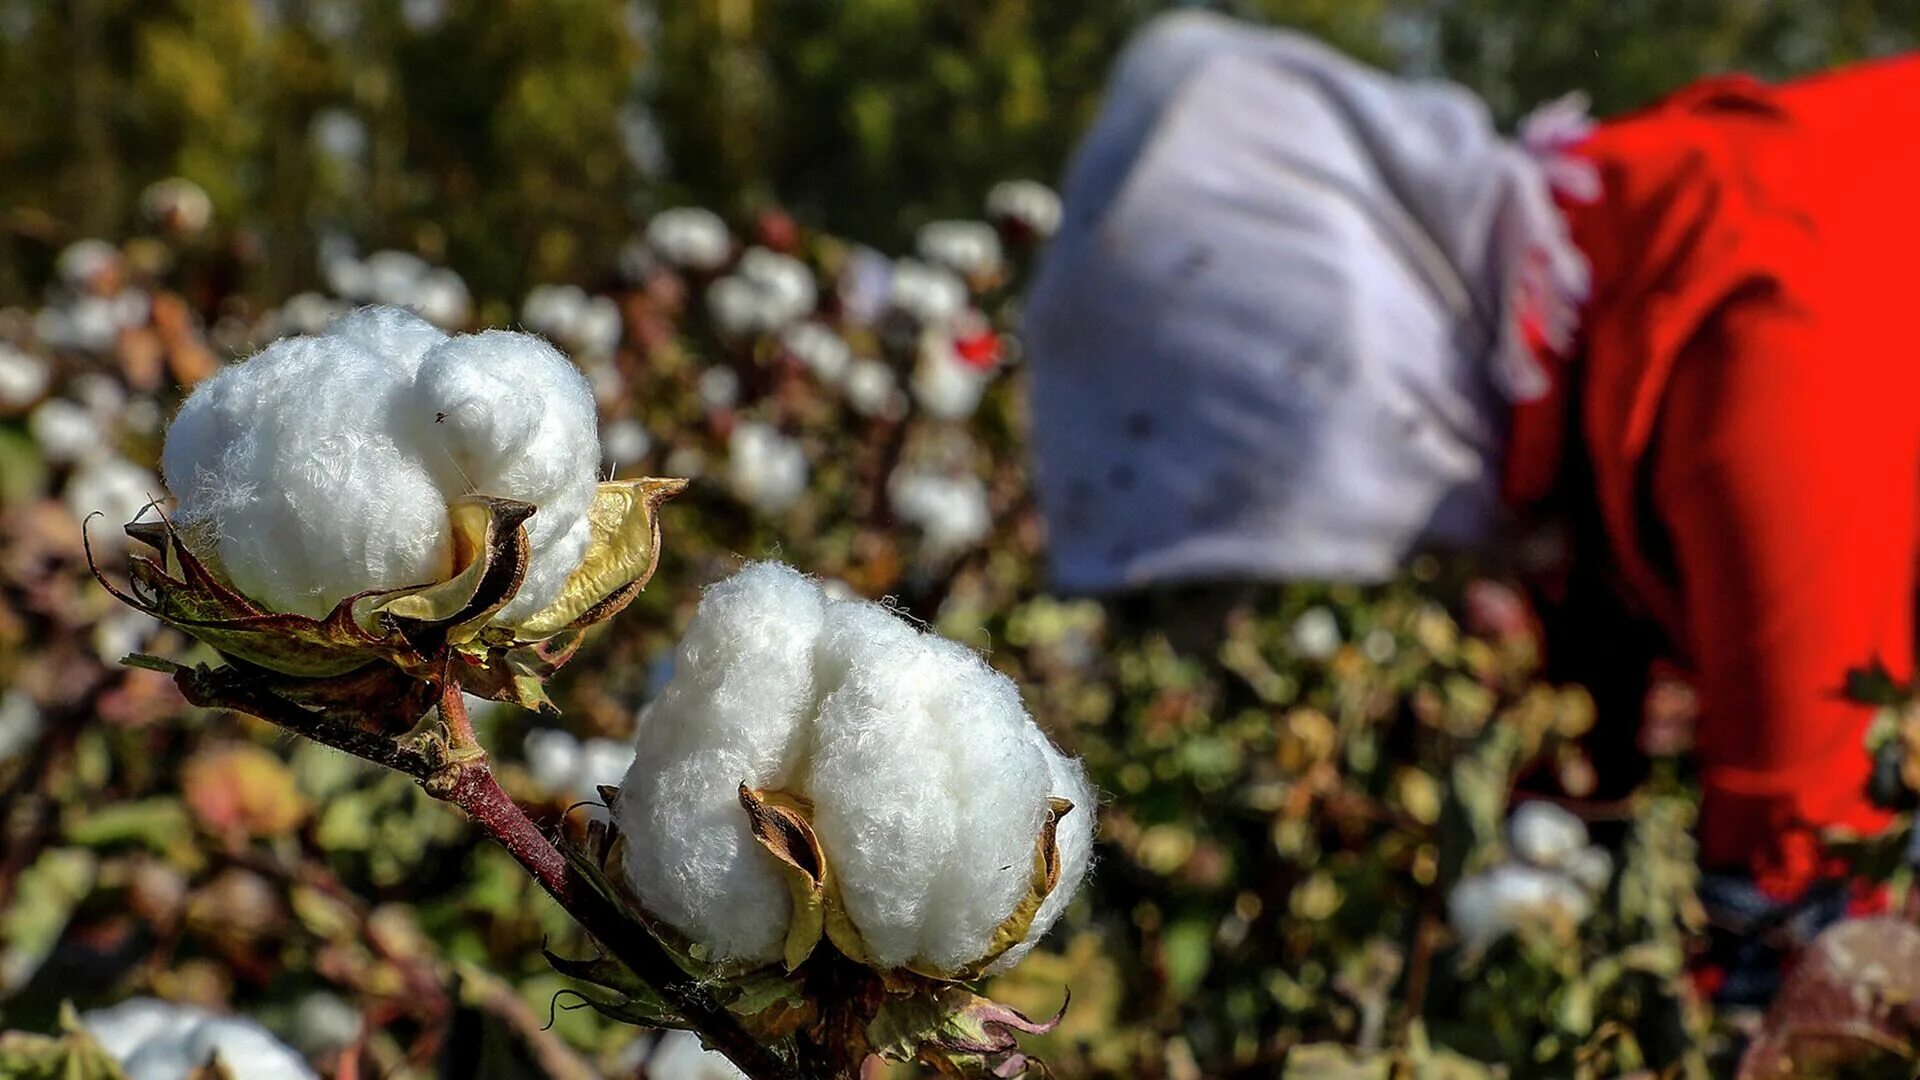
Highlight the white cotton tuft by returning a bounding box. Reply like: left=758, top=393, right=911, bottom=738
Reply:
left=0, top=342, right=51, bottom=409
left=986, top=180, right=1063, bottom=238
left=1446, top=863, right=1593, bottom=953
left=160, top=309, right=599, bottom=623
left=726, top=421, right=808, bottom=514
left=1507, top=800, right=1589, bottom=871
left=82, top=998, right=316, bottom=1080
left=707, top=249, right=817, bottom=338
left=844, top=359, right=904, bottom=421
left=909, top=329, right=990, bottom=420
left=888, top=468, right=990, bottom=555
left=646, top=1029, right=749, bottom=1080
left=915, top=220, right=1004, bottom=280
left=646, top=207, right=732, bottom=272
left=780, top=321, right=851, bottom=385
left=887, top=259, right=968, bottom=327
left=29, top=398, right=106, bottom=465
left=617, top=563, right=1095, bottom=972
left=64, top=455, right=160, bottom=544
left=602, top=417, right=653, bottom=468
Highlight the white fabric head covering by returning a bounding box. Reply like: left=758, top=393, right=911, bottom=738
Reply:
left=1025, top=12, right=1587, bottom=592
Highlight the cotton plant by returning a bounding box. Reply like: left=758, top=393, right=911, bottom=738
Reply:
left=549, top=563, right=1089, bottom=1076
left=1447, top=801, right=1612, bottom=953
left=80, top=998, right=316, bottom=1080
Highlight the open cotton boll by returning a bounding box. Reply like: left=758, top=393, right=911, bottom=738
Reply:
left=888, top=259, right=968, bottom=327
left=617, top=563, right=1096, bottom=972
left=1290, top=607, right=1342, bottom=661
left=161, top=310, right=599, bottom=623
left=707, top=276, right=771, bottom=339
left=986, top=732, right=1097, bottom=974
left=273, top=293, right=349, bottom=338
left=142, top=177, right=214, bottom=236
left=411, top=268, right=471, bottom=329
left=780, top=321, right=851, bottom=385
left=363, top=250, right=432, bottom=307
left=1446, top=863, right=1594, bottom=953
left=837, top=247, right=894, bottom=326
left=57, top=239, right=122, bottom=291
left=28, top=398, right=105, bottom=465
left=0, top=342, right=50, bottom=409
left=986, top=179, right=1063, bottom=238
left=727, top=421, right=808, bottom=514
left=1508, top=800, right=1589, bottom=871
left=602, top=417, right=653, bottom=468
left=646, top=1029, right=749, bottom=1080
left=63, top=455, right=160, bottom=544
left=697, top=366, right=741, bottom=412
left=910, top=329, right=990, bottom=421
left=646, top=207, right=732, bottom=272
left=0, top=688, right=42, bottom=763
left=82, top=998, right=317, bottom=1080
left=93, top=605, right=161, bottom=664
left=889, top=469, right=990, bottom=555
left=915, top=220, right=1004, bottom=280
left=845, top=359, right=904, bottom=421
left=522, top=284, right=590, bottom=341
left=525, top=728, right=586, bottom=792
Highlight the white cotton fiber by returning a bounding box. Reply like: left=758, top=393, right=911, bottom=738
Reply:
left=909, top=329, right=990, bottom=421
left=646, top=207, right=732, bottom=272
left=1507, top=800, right=1589, bottom=871
left=28, top=398, right=103, bottom=464
left=0, top=342, right=50, bottom=409
left=64, top=455, right=160, bottom=546
left=844, top=359, right=903, bottom=421
left=889, top=469, right=990, bottom=555
left=726, top=421, right=808, bottom=514
left=160, top=307, right=599, bottom=624
left=82, top=998, right=316, bottom=1080
left=780, top=322, right=851, bottom=385
left=618, top=563, right=1096, bottom=972
left=985, top=180, right=1063, bottom=238
left=915, top=220, right=1003, bottom=280
left=1446, top=863, right=1593, bottom=954
left=887, top=259, right=968, bottom=327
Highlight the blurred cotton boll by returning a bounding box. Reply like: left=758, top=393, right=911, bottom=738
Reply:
left=617, top=563, right=1096, bottom=974
left=732, top=247, right=817, bottom=330
left=986, top=179, right=1063, bottom=239
left=887, top=258, right=967, bottom=327
left=409, top=268, right=471, bottom=329
left=727, top=421, right=808, bottom=513
left=844, top=358, right=904, bottom=421
left=645, top=207, right=731, bottom=272
left=28, top=398, right=106, bottom=465
left=1446, top=863, right=1594, bottom=953
left=0, top=342, right=50, bottom=410
left=601, top=417, right=653, bottom=469
left=889, top=468, right=991, bottom=556
left=696, top=366, right=741, bottom=412
left=0, top=689, right=42, bottom=763
left=915, top=220, right=1003, bottom=280
left=56, top=239, right=123, bottom=293
left=1290, top=607, right=1342, bottom=661
left=522, top=284, right=589, bottom=343
left=780, top=321, right=851, bottom=385
left=63, top=456, right=161, bottom=547
left=267, top=293, right=349, bottom=339
left=82, top=998, right=317, bottom=1080
left=836, top=247, right=894, bottom=326
left=645, top=1029, right=748, bottom=1080
left=1507, top=800, right=1589, bottom=871
left=141, top=177, right=214, bottom=238
left=159, top=306, right=598, bottom=623
left=910, top=329, right=991, bottom=421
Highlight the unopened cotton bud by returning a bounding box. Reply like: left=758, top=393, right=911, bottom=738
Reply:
left=161, top=306, right=598, bottom=622
left=845, top=358, right=903, bottom=420
left=28, top=398, right=105, bottom=464
left=727, top=421, right=808, bottom=513
left=985, top=180, right=1063, bottom=238
left=0, top=342, right=50, bottom=409
left=82, top=998, right=317, bottom=1080
left=780, top=321, right=851, bottom=385
left=888, top=259, right=967, bottom=326
left=1290, top=607, right=1341, bottom=661
left=1507, top=801, right=1588, bottom=871
left=909, top=329, right=990, bottom=421
left=602, top=418, right=653, bottom=468
left=915, top=220, right=1003, bottom=280
left=646, top=207, right=732, bottom=272
left=1446, top=863, right=1592, bottom=953
left=617, top=563, right=1096, bottom=973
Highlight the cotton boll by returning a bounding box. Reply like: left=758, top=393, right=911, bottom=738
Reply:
left=57, top=239, right=122, bottom=292
left=646, top=207, right=731, bottom=272
left=64, top=455, right=160, bottom=540
left=706, top=276, right=768, bottom=339
left=363, top=250, right=430, bottom=307
left=141, top=178, right=214, bottom=237
left=779, top=322, right=851, bottom=385
left=578, top=737, right=634, bottom=792
left=619, top=563, right=829, bottom=962
left=82, top=998, right=318, bottom=1080
left=736, top=248, right=816, bottom=327
left=662, top=446, right=707, bottom=479
left=837, top=247, right=893, bottom=326
left=1507, top=801, right=1589, bottom=871
left=522, top=284, right=589, bottom=342
left=573, top=296, right=623, bottom=356
left=618, top=563, right=1095, bottom=974
left=647, top=1029, right=749, bottom=1080
left=888, top=259, right=967, bottom=327
left=602, top=418, right=652, bottom=468
left=889, top=469, right=990, bottom=555
left=985, top=180, right=1063, bottom=238
left=1568, top=846, right=1613, bottom=894
left=289, top=992, right=360, bottom=1057
left=697, top=366, right=741, bottom=412
left=0, top=689, right=42, bottom=763
left=406, top=330, right=599, bottom=621
left=727, top=421, right=808, bottom=514
left=275, top=293, right=349, bottom=338
left=525, top=728, right=585, bottom=792
left=163, top=333, right=454, bottom=618
left=844, top=359, right=903, bottom=421
left=411, top=268, right=470, bottom=329
left=909, top=330, right=990, bottom=421
left=1446, top=863, right=1593, bottom=953
left=1290, top=606, right=1341, bottom=661
left=915, top=220, right=1003, bottom=280
left=1363, top=628, right=1398, bottom=664
left=323, top=305, right=447, bottom=376
left=28, top=398, right=105, bottom=465
left=0, top=342, right=50, bottom=409
left=93, top=606, right=160, bottom=663
left=321, top=253, right=370, bottom=301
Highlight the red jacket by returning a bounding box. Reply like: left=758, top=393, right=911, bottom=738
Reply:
left=1508, top=58, right=1920, bottom=886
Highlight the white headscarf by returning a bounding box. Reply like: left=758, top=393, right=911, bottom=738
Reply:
left=1025, top=12, right=1589, bottom=592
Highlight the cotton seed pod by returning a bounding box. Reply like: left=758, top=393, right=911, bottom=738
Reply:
left=1507, top=800, right=1589, bottom=871
left=616, top=562, right=1095, bottom=979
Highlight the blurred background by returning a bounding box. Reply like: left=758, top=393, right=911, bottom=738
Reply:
left=5, top=2, right=1920, bottom=1079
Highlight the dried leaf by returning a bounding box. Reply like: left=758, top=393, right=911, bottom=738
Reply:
left=739, top=785, right=829, bottom=972
left=512, top=478, right=687, bottom=640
